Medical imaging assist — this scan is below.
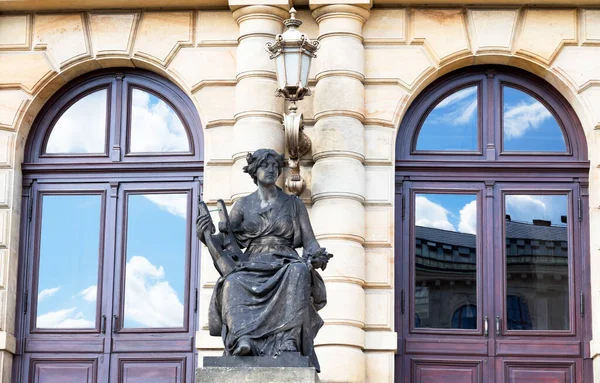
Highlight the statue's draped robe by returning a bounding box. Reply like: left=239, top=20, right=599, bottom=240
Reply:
left=208, top=191, right=326, bottom=371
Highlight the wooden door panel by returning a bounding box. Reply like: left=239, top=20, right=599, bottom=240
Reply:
left=26, top=337, right=105, bottom=353
left=26, top=354, right=105, bottom=383
left=111, top=336, right=193, bottom=353
left=495, top=340, right=581, bottom=358
left=111, top=354, right=189, bottom=383
left=497, top=358, right=577, bottom=383
left=408, top=356, right=487, bottom=383
left=405, top=338, right=488, bottom=356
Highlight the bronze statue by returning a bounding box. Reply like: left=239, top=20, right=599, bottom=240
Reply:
left=196, top=148, right=332, bottom=371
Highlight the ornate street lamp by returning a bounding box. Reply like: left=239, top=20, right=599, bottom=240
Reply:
left=265, top=8, right=319, bottom=195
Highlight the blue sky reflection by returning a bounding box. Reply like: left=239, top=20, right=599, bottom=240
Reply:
left=36, top=195, right=101, bottom=328
left=416, top=86, right=479, bottom=151
left=503, top=87, right=566, bottom=152
left=123, top=193, right=187, bottom=328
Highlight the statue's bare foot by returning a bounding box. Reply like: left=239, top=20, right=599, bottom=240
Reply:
left=280, top=340, right=297, bottom=352
left=233, top=339, right=252, bottom=356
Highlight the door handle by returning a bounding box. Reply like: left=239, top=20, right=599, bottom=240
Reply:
left=112, top=315, right=118, bottom=333
left=484, top=315, right=488, bottom=336
left=495, top=315, right=501, bottom=336
left=101, top=315, right=106, bottom=334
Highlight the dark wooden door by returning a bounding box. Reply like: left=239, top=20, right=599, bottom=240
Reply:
left=17, top=181, right=199, bottom=383
left=398, top=181, right=492, bottom=383
left=491, top=183, right=583, bottom=383
left=397, top=181, right=585, bottom=383
left=108, top=182, right=198, bottom=383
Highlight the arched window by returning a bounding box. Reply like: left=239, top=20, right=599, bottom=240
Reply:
left=395, top=66, right=589, bottom=381
left=16, top=70, right=203, bottom=383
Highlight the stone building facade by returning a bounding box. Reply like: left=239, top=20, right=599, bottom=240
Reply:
left=1, top=1, right=600, bottom=382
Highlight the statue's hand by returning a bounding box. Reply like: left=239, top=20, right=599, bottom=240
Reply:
left=308, top=248, right=333, bottom=271
left=196, top=214, right=214, bottom=244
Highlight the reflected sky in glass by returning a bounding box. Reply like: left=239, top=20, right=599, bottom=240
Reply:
left=416, top=86, right=479, bottom=151
left=130, top=89, right=190, bottom=153
left=36, top=195, right=101, bottom=329
left=503, top=87, right=566, bottom=152
left=415, top=193, right=477, bottom=329
left=123, top=193, right=187, bottom=328
left=415, top=193, right=477, bottom=234
left=46, top=90, right=107, bottom=154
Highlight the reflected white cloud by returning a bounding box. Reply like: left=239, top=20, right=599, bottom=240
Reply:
left=415, top=196, right=456, bottom=232
left=504, top=100, right=553, bottom=140
left=124, top=255, right=183, bottom=328
left=143, top=194, right=187, bottom=219
left=130, top=89, right=189, bottom=153
left=438, top=87, right=477, bottom=108
left=38, top=286, right=60, bottom=302
left=37, top=307, right=94, bottom=328
left=77, top=285, right=97, bottom=303
left=458, top=200, right=477, bottom=235
left=46, top=90, right=107, bottom=154
left=429, top=87, right=477, bottom=127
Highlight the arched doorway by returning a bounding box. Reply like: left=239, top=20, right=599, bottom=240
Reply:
left=394, top=66, right=590, bottom=382
left=14, top=69, right=203, bottom=382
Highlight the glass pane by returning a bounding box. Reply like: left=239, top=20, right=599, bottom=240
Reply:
left=123, top=193, right=187, bottom=328
left=46, top=90, right=107, bottom=154
left=505, top=194, right=569, bottom=331
left=130, top=89, right=190, bottom=153
left=415, top=86, right=479, bottom=151
left=503, top=86, right=567, bottom=152
left=36, top=195, right=101, bottom=329
left=414, top=193, right=477, bottom=329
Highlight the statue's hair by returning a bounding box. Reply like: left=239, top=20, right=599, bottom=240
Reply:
left=243, top=149, right=285, bottom=184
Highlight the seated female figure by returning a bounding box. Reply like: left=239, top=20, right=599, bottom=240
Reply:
left=196, top=149, right=331, bottom=371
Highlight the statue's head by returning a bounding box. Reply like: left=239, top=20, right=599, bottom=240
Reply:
left=243, top=149, right=285, bottom=185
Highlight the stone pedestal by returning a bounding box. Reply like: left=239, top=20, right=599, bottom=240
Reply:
left=196, top=367, right=320, bottom=383
left=197, top=353, right=321, bottom=383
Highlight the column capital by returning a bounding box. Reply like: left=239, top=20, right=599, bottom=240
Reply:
left=230, top=4, right=290, bottom=20
left=310, top=3, right=371, bottom=20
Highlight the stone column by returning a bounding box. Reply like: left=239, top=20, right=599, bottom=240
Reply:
left=309, top=4, right=370, bottom=383
left=230, top=5, right=289, bottom=199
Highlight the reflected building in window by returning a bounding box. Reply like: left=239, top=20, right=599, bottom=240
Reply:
left=415, top=217, right=568, bottom=331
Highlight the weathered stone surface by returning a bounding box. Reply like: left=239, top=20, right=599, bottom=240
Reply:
left=516, top=9, right=576, bottom=64
left=0, top=52, right=55, bottom=93
left=34, top=14, right=89, bottom=67
left=203, top=352, right=312, bottom=368
left=582, top=9, right=600, bottom=44
left=412, top=9, right=470, bottom=62
left=197, top=11, right=239, bottom=43
left=196, top=366, right=320, bottom=383
left=365, top=351, right=394, bottom=383
left=169, top=47, right=236, bottom=90
left=365, top=45, right=434, bottom=89
left=468, top=9, right=517, bottom=52
left=365, top=289, right=393, bottom=330
left=134, top=11, right=193, bottom=64
left=363, top=9, right=405, bottom=42
left=89, top=13, right=137, bottom=56
left=552, top=46, right=600, bottom=90
left=0, top=15, right=30, bottom=49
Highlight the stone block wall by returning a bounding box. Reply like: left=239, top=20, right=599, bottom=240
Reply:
left=1, top=4, right=600, bottom=383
